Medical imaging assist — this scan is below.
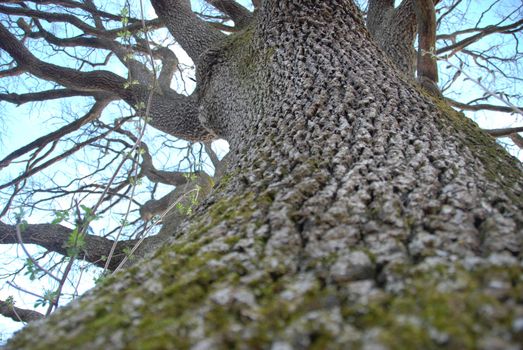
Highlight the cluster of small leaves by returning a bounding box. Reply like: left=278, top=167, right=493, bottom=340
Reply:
left=175, top=186, right=201, bottom=216
left=65, top=229, right=86, bottom=257
left=5, top=296, right=15, bottom=307
left=34, top=290, right=58, bottom=308
left=51, top=210, right=69, bottom=225
left=128, top=176, right=143, bottom=186
left=52, top=205, right=100, bottom=259
left=117, top=7, right=132, bottom=41
left=14, top=209, right=28, bottom=231
left=23, top=259, right=43, bottom=281
left=93, top=271, right=109, bottom=285
left=122, top=247, right=136, bottom=262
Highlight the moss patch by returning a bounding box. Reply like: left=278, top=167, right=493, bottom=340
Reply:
left=430, top=96, right=522, bottom=206
left=344, top=262, right=522, bottom=350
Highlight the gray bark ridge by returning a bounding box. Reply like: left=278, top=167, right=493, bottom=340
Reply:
left=6, top=1, right=523, bottom=349
left=367, top=0, right=417, bottom=75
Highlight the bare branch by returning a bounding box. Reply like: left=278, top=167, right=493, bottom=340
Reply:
left=15, top=224, right=61, bottom=282
left=141, top=149, right=192, bottom=186
left=0, top=4, right=102, bottom=35
left=204, top=142, right=221, bottom=170
left=0, top=65, right=24, bottom=78
left=0, top=99, right=111, bottom=170
left=0, top=221, right=135, bottom=270
left=0, top=22, right=126, bottom=93
left=509, top=133, right=523, bottom=149
left=8, top=0, right=148, bottom=23
left=150, top=0, right=225, bottom=63
left=156, top=47, right=179, bottom=91
left=0, top=117, right=126, bottom=190
left=484, top=126, right=523, bottom=138
left=206, top=0, right=253, bottom=29
left=446, top=98, right=523, bottom=114
left=413, top=0, right=439, bottom=95
left=437, top=18, right=523, bottom=56
left=0, top=89, right=99, bottom=106
left=126, top=91, right=214, bottom=141
left=0, top=300, right=44, bottom=323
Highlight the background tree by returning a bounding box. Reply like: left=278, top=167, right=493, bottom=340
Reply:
left=363, top=0, right=523, bottom=145
left=0, top=0, right=522, bottom=348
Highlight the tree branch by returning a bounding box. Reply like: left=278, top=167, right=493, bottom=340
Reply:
left=367, top=0, right=416, bottom=75
left=413, top=0, right=439, bottom=95
left=140, top=149, right=192, bottom=186
left=437, top=18, right=523, bottom=56
left=0, top=116, right=126, bottom=190
left=204, top=142, right=221, bottom=170
left=0, top=65, right=24, bottom=78
left=509, top=133, right=523, bottom=149
left=150, top=0, right=225, bottom=64
left=206, top=0, right=253, bottom=29
left=0, top=89, right=99, bottom=106
left=156, top=47, right=179, bottom=91
left=0, top=300, right=44, bottom=323
left=9, top=0, right=151, bottom=24
left=0, top=221, right=134, bottom=270
left=446, top=98, right=523, bottom=114
left=0, top=21, right=210, bottom=141
left=124, top=90, right=214, bottom=141
left=484, top=126, right=523, bottom=138
left=0, top=22, right=126, bottom=93
left=0, top=4, right=102, bottom=36
left=0, top=99, right=111, bottom=170
left=18, top=17, right=155, bottom=85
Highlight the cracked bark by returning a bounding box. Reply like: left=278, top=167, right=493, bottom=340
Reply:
left=5, top=1, right=523, bottom=349
left=367, top=0, right=417, bottom=75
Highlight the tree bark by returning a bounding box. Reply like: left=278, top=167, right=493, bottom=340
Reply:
left=0, top=301, right=44, bottom=323
left=6, top=1, right=523, bottom=349
left=367, top=0, right=417, bottom=76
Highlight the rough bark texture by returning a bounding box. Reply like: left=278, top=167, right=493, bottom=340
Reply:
left=6, top=1, right=523, bottom=349
left=367, top=0, right=417, bottom=76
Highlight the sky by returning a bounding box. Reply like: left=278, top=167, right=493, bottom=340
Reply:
left=0, top=0, right=522, bottom=343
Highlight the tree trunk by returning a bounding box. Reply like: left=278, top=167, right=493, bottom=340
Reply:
left=6, top=1, right=523, bottom=349
left=367, top=0, right=417, bottom=76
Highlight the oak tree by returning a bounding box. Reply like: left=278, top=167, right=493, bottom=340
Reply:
left=1, top=0, right=522, bottom=348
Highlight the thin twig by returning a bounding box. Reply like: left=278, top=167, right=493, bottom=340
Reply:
left=15, top=224, right=61, bottom=283
left=113, top=187, right=200, bottom=273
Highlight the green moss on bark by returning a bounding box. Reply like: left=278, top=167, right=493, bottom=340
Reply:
left=430, top=96, right=523, bottom=206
